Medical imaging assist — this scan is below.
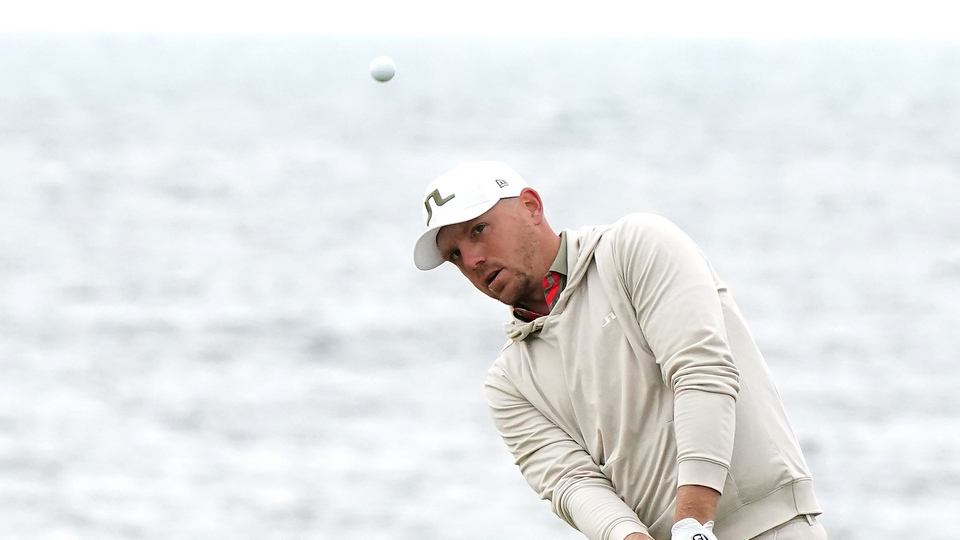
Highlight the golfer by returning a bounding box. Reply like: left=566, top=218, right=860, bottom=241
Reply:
left=413, top=161, right=826, bottom=540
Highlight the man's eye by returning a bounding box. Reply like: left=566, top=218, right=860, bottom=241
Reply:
left=473, top=224, right=486, bottom=235
left=449, top=250, right=461, bottom=262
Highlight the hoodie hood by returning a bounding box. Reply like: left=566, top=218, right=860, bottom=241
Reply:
left=504, top=224, right=612, bottom=341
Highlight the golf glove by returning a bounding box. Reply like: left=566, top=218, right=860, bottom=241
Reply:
left=670, top=517, right=719, bottom=540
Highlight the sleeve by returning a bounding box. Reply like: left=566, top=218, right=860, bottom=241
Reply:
left=611, top=214, right=740, bottom=492
left=485, top=365, right=650, bottom=540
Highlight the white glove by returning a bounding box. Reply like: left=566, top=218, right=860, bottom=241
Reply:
left=670, top=517, right=719, bottom=540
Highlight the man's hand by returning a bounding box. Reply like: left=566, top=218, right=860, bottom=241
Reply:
left=670, top=517, right=719, bottom=540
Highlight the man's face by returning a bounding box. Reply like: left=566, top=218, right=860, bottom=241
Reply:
left=435, top=198, right=544, bottom=308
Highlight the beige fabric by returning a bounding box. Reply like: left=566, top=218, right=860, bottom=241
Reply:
left=485, top=214, right=821, bottom=540
left=751, top=516, right=828, bottom=540
left=549, top=231, right=569, bottom=275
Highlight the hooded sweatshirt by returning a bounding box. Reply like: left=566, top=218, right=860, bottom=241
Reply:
left=484, top=214, right=820, bottom=540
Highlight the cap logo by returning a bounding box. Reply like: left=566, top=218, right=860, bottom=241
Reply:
left=495, top=178, right=509, bottom=188
left=424, top=188, right=456, bottom=226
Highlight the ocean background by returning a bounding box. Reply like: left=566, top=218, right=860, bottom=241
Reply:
left=1, top=35, right=958, bottom=539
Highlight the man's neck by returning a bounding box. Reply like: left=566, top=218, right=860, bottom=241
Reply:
left=512, top=231, right=564, bottom=318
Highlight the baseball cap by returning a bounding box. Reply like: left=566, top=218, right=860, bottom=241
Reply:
left=413, top=161, right=529, bottom=270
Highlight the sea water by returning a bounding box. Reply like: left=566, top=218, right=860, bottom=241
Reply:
left=1, top=35, right=959, bottom=539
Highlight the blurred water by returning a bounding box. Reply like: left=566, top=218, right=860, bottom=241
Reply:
left=0, top=35, right=959, bottom=539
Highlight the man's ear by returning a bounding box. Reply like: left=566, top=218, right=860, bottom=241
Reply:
left=517, top=188, right=545, bottom=224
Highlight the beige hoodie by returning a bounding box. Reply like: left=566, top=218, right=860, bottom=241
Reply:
left=484, top=214, right=820, bottom=540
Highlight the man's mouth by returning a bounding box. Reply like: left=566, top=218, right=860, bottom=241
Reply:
left=485, top=269, right=502, bottom=287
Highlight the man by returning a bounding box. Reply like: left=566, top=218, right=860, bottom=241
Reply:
left=413, top=161, right=825, bottom=540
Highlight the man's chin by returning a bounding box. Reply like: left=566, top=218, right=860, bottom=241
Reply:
left=478, top=286, right=508, bottom=304
left=486, top=286, right=515, bottom=306
left=495, top=289, right=527, bottom=309
left=491, top=291, right=513, bottom=306
left=483, top=275, right=531, bottom=307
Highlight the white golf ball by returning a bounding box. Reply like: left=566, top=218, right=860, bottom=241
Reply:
left=369, top=56, right=396, bottom=82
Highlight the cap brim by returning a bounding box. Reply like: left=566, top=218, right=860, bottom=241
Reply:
left=414, top=227, right=445, bottom=270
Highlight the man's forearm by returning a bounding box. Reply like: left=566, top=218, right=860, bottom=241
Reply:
left=674, top=484, right=720, bottom=524
left=623, top=486, right=720, bottom=540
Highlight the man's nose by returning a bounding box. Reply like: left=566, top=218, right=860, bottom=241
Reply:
left=461, top=244, right=485, bottom=269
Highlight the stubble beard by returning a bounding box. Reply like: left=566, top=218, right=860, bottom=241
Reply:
left=499, top=225, right=545, bottom=309
left=495, top=268, right=539, bottom=308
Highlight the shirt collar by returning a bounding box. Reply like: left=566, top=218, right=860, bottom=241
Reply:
left=548, top=231, right=568, bottom=276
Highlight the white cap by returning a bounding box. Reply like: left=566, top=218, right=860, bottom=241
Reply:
left=413, top=161, right=529, bottom=270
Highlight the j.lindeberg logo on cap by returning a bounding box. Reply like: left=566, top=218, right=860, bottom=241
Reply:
left=424, top=188, right=456, bottom=226
left=495, top=178, right=509, bottom=188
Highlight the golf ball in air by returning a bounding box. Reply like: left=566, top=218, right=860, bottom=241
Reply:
left=370, top=56, right=396, bottom=82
